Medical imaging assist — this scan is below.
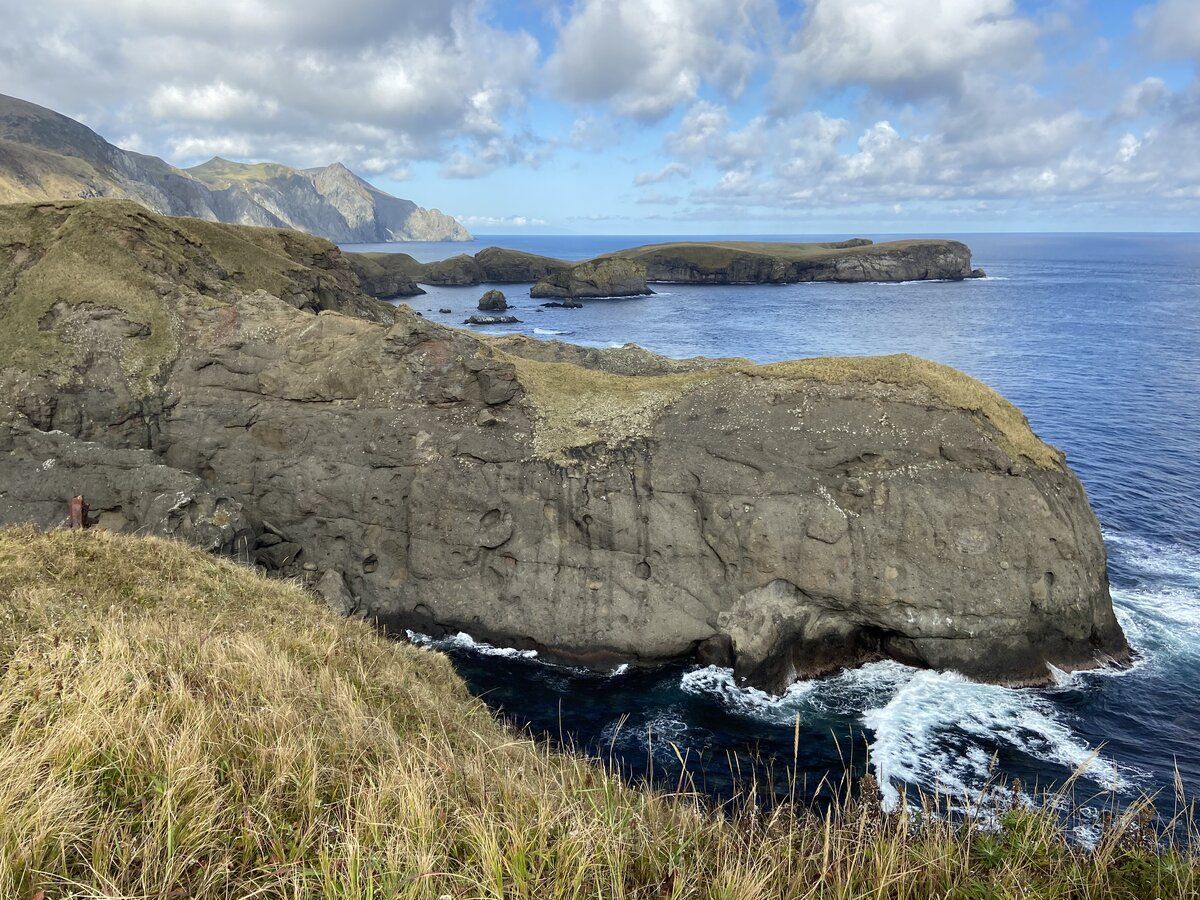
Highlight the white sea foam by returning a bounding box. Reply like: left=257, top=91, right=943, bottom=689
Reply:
left=861, top=669, right=1132, bottom=811
left=679, top=665, right=818, bottom=724
left=609, top=663, right=630, bottom=677
left=405, top=629, right=538, bottom=659
left=1104, top=531, right=1200, bottom=584
left=533, top=327, right=571, bottom=336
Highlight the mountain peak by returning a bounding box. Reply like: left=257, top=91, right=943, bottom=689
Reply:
left=0, top=92, right=472, bottom=243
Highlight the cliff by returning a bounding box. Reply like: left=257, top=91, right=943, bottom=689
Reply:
left=529, top=257, right=653, bottom=299
left=607, top=239, right=983, bottom=283
left=0, top=200, right=1127, bottom=691
left=0, top=93, right=470, bottom=242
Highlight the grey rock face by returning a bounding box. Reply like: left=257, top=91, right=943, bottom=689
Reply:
left=343, top=253, right=426, bottom=299
left=530, top=258, right=653, bottom=299
left=478, top=290, right=508, bottom=311
left=0, top=200, right=1128, bottom=693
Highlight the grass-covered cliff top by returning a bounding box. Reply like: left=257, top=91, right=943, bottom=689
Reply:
left=0, top=199, right=344, bottom=391
left=186, top=156, right=302, bottom=187
left=501, top=346, right=1063, bottom=469
left=610, top=238, right=961, bottom=263
left=0, top=526, right=1193, bottom=899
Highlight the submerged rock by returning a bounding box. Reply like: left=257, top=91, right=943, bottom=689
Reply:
left=478, top=289, right=508, bottom=311
left=540, top=299, right=584, bottom=309
left=0, top=200, right=1128, bottom=692
left=530, top=258, right=653, bottom=299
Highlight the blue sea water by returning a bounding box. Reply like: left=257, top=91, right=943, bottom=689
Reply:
left=344, top=233, right=1200, bottom=821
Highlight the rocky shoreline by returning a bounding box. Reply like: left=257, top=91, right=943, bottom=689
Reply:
left=0, top=200, right=1126, bottom=692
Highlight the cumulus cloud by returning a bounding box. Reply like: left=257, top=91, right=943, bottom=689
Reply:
left=775, top=0, right=1037, bottom=103
left=547, top=0, right=776, bottom=120
left=0, top=0, right=539, bottom=172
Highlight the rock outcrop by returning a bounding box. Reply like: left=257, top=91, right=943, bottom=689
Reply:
left=0, top=93, right=471, bottom=242
left=608, top=239, right=979, bottom=283
left=0, top=200, right=1128, bottom=692
left=530, top=258, right=653, bottom=299
left=478, top=290, right=508, bottom=311
left=464, top=314, right=520, bottom=325
left=344, top=253, right=426, bottom=298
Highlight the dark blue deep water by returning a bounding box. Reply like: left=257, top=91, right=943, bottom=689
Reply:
left=345, top=233, right=1200, bottom=828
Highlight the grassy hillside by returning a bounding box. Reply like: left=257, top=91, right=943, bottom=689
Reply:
left=0, top=527, right=1194, bottom=898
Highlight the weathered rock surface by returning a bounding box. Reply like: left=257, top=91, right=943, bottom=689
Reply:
left=0, top=93, right=470, bottom=242
left=344, top=253, right=426, bottom=298
left=608, top=239, right=978, bottom=283
left=0, top=200, right=1128, bottom=692
left=531, top=258, right=653, bottom=299
left=478, top=290, right=508, bottom=311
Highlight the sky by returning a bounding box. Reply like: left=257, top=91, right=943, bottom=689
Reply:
left=2, top=0, right=1199, bottom=234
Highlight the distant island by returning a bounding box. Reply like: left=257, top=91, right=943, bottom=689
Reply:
left=0, top=93, right=470, bottom=243
left=346, top=238, right=986, bottom=300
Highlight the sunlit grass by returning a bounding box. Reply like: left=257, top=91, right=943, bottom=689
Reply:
left=0, top=526, right=1193, bottom=898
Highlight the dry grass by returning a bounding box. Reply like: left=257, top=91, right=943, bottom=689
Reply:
left=504, top=349, right=1061, bottom=468
left=0, top=526, right=1193, bottom=899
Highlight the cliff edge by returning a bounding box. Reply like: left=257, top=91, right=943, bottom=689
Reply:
left=0, top=200, right=1127, bottom=690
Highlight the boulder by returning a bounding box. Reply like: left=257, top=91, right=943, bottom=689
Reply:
left=478, top=290, right=508, bottom=312
left=530, top=258, right=653, bottom=299
left=0, top=199, right=1129, bottom=692
left=541, top=300, right=584, bottom=309
left=464, top=314, right=521, bottom=325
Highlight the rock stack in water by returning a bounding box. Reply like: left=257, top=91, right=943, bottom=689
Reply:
left=0, top=200, right=1129, bottom=692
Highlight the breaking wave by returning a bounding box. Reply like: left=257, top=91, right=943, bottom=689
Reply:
left=406, top=629, right=538, bottom=659
left=861, top=670, right=1132, bottom=810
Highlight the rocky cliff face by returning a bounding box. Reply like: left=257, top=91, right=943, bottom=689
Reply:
left=530, top=258, right=653, bottom=299
left=0, top=93, right=470, bottom=243
left=0, top=200, right=1128, bottom=691
left=611, top=239, right=979, bottom=283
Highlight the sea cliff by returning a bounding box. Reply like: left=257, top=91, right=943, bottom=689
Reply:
left=0, top=200, right=1125, bottom=691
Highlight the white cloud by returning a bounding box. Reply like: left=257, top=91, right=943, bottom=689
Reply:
left=633, top=162, right=690, bottom=186
left=0, top=0, right=539, bottom=173
left=1137, top=0, right=1200, bottom=59
left=775, top=0, right=1037, bottom=103
left=458, top=214, right=549, bottom=227
left=547, top=0, right=775, bottom=120
left=148, top=83, right=278, bottom=123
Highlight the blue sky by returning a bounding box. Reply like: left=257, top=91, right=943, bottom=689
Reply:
left=3, top=0, right=1199, bottom=233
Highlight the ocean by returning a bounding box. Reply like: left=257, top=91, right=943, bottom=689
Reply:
left=342, top=232, right=1200, bottom=825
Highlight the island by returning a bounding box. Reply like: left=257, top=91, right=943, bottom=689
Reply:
left=0, top=200, right=1124, bottom=692
left=344, top=237, right=985, bottom=301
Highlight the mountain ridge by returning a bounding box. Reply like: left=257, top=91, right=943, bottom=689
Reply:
left=0, top=93, right=470, bottom=243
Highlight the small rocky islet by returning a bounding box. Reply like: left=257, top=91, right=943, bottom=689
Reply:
left=0, top=199, right=1126, bottom=692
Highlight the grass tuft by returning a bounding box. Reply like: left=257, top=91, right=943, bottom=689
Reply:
left=0, top=526, right=1193, bottom=898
